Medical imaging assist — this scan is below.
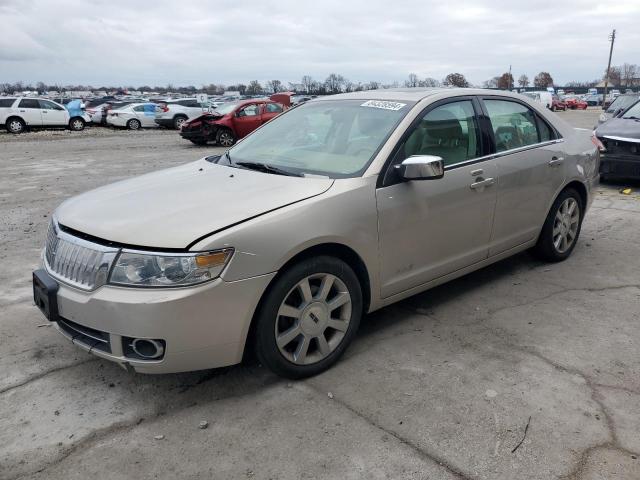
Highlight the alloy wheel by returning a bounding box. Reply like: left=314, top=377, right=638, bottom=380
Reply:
left=71, top=119, right=84, bottom=131
left=218, top=132, right=234, bottom=147
left=275, top=273, right=352, bottom=365
left=552, top=197, right=580, bottom=253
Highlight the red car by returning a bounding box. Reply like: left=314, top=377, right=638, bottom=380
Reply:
left=180, top=95, right=291, bottom=146
left=563, top=97, right=588, bottom=110
left=550, top=95, right=567, bottom=111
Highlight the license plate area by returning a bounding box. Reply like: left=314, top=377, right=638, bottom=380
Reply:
left=33, top=269, right=59, bottom=322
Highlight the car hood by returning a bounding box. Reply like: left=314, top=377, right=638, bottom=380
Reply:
left=596, top=117, right=640, bottom=142
left=56, top=158, right=334, bottom=249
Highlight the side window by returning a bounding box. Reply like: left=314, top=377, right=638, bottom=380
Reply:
left=39, top=100, right=63, bottom=110
left=484, top=100, right=540, bottom=152
left=401, top=100, right=480, bottom=167
left=0, top=99, right=16, bottom=108
left=133, top=105, right=146, bottom=112
left=265, top=103, right=283, bottom=113
left=19, top=99, right=41, bottom=109
left=238, top=104, right=259, bottom=117
left=536, top=115, right=555, bottom=142
left=179, top=100, right=199, bottom=108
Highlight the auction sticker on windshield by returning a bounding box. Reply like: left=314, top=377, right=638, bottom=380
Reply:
left=360, top=100, right=407, bottom=111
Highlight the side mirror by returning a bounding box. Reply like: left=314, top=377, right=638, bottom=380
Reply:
left=396, top=155, right=444, bottom=181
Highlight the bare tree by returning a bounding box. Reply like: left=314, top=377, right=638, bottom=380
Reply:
left=324, top=73, right=346, bottom=94
left=246, top=80, right=263, bottom=95
left=443, top=73, right=469, bottom=88
left=266, top=79, right=283, bottom=93
left=420, top=77, right=440, bottom=87
left=366, top=80, right=380, bottom=90
left=404, top=73, right=419, bottom=88
left=605, top=66, right=622, bottom=87
left=301, top=75, right=315, bottom=94
left=621, top=63, right=638, bottom=87
left=518, top=74, right=529, bottom=88
left=533, top=72, right=553, bottom=88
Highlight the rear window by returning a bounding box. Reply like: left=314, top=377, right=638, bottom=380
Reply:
left=0, top=98, right=15, bottom=108
left=19, top=99, right=41, bottom=109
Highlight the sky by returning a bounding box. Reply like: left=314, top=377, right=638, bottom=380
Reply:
left=1, top=0, right=639, bottom=88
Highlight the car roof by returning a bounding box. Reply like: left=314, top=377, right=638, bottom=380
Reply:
left=320, top=87, right=532, bottom=102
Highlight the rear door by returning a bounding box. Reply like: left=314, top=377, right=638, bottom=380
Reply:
left=17, top=99, right=43, bottom=126
left=376, top=97, right=498, bottom=297
left=479, top=97, right=565, bottom=256
left=233, top=103, right=262, bottom=138
left=38, top=100, right=67, bottom=126
left=262, top=102, right=284, bottom=123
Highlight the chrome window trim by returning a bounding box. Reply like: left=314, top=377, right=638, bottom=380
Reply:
left=444, top=138, right=565, bottom=170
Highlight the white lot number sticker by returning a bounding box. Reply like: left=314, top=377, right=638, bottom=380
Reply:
left=361, top=100, right=406, bottom=111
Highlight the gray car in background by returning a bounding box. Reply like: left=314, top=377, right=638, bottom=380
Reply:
left=32, top=88, right=599, bottom=378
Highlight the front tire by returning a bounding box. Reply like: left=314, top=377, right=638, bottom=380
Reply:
left=533, top=188, right=583, bottom=262
left=255, top=256, right=363, bottom=379
left=216, top=128, right=236, bottom=147
left=69, top=117, right=85, bottom=131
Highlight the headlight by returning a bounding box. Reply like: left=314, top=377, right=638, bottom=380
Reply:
left=109, top=248, right=233, bottom=287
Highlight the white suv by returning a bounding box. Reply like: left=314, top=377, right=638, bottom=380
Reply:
left=0, top=97, right=90, bottom=134
left=154, top=98, right=208, bottom=129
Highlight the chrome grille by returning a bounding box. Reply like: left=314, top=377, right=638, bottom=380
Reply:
left=44, top=221, right=119, bottom=291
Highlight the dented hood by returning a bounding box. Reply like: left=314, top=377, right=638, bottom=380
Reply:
left=56, top=158, right=333, bottom=249
left=596, top=117, right=640, bottom=142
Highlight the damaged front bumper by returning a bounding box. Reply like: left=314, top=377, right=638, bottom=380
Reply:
left=598, top=136, right=640, bottom=179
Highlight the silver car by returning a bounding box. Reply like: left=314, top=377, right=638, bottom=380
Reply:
left=32, top=88, right=599, bottom=378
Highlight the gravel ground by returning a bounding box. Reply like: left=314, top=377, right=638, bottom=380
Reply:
left=1, top=109, right=639, bottom=480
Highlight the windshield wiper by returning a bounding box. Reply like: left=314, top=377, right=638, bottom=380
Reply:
left=623, top=116, right=640, bottom=120
left=235, top=161, right=301, bottom=177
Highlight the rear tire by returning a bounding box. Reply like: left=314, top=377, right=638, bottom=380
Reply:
left=69, top=117, right=85, bottom=131
left=533, top=188, right=583, bottom=262
left=255, top=256, right=363, bottom=379
left=127, top=119, right=141, bottom=130
left=173, top=115, right=187, bottom=130
left=6, top=117, right=25, bottom=134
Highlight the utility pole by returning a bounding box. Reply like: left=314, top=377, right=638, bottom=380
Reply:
left=603, top=29, right=616, bottom=110
left=509, top=65, right=512, bottom=90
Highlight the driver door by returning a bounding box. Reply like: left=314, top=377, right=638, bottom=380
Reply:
left=233, top=103, right=262, bottom=138
left=38, top=100, right=68, bottom=126
left=376, top=98, right=498, bottom=298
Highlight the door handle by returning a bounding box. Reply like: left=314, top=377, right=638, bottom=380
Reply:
left=470, top=177, right=495, bottom=190
left=548, top=156, right=564, bottom=166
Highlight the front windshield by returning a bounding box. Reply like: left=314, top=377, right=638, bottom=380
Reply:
left=214, top=102, right=240, bottom=114
left=621, top=101, right=640, bottom=119
left=609, top=96, right=638, bottom=114
left=228, top=99, right=413, bottom=177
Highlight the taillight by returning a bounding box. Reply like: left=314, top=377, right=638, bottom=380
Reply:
left=591, top=133, right=605, bottom=152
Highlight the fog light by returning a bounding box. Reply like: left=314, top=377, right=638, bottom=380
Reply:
left=130, top=338, right=164, bottom=359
